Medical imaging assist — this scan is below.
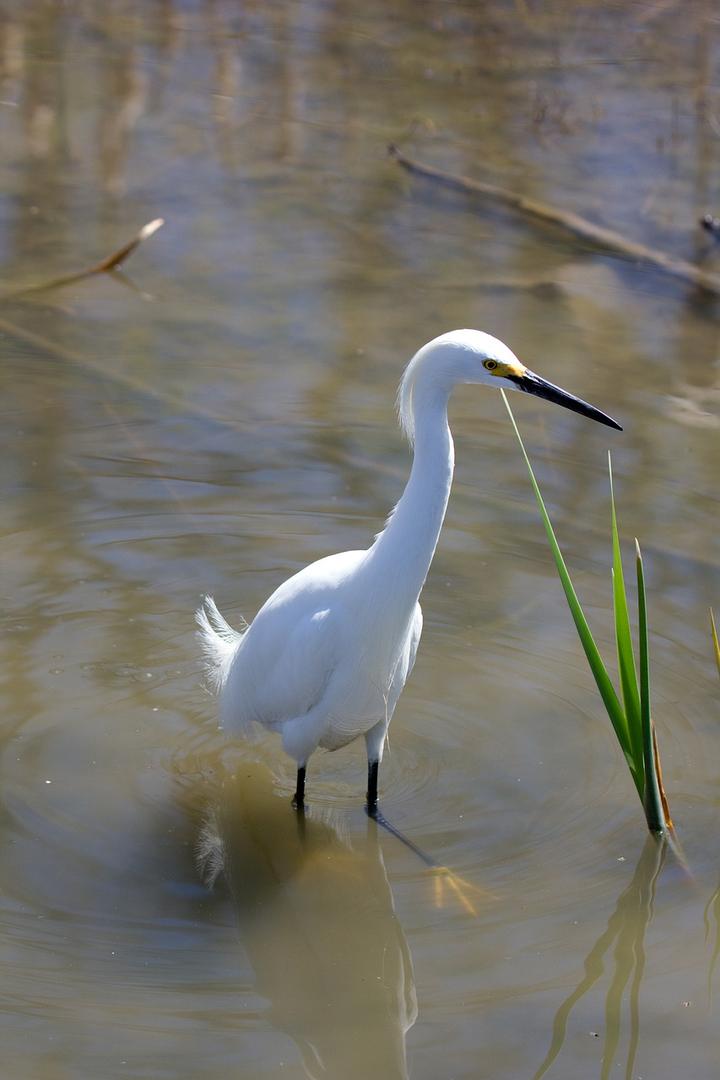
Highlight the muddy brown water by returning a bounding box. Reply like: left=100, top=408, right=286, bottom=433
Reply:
left=1, top=3, right=719, bottom=1078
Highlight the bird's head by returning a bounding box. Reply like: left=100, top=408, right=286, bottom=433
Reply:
left=406, top=329, right=622, bottom=432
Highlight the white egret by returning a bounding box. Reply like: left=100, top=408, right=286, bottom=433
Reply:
left=197, top=329, right=620, bottom=815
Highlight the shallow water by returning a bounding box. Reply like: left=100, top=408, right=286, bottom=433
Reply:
left=1, top=2, right=719, bottom=1078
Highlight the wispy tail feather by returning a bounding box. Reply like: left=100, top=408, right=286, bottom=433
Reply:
left=195, top=595, right=245, bottom=692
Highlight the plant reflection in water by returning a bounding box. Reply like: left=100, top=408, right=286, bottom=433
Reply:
left=534, top=836, right=667, bottom=1080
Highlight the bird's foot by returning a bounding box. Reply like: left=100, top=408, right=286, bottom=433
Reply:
left=429, top=866, right=492, bottom=918
left=367, top=808, right=490, bottom=916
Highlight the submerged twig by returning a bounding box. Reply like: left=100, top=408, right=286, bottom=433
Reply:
left=1, top=218, right=164, bottom=300
left=388, top=144, right=720, bottom=297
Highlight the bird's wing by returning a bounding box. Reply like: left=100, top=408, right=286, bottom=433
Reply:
left=406, top=603, right=423, bottom=677
left=222, top=608, right=338, bottom=733
left=220, top=551, right=365, bottom=734
left=385, top=602, right=423, bottom=718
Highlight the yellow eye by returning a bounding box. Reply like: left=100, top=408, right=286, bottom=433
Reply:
left=483, top=359, right=498, bottom=371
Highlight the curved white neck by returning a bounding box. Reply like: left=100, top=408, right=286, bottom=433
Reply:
left=367, top=375, right=455, bottom=605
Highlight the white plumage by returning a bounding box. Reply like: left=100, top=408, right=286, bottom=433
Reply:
left=197, top=329, right=620, bottom=811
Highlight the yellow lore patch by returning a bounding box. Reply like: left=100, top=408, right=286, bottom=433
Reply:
left=483, top=357, right=527, bottom=378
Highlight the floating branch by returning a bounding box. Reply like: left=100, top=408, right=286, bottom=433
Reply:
left=2, top=218, right=164, bottom=300
left=389, top=144, right=720, bottom=298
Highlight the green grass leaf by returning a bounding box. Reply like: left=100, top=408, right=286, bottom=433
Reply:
left=636, top=540, right=665, bottom=833
left=501, top=392, right=637, bottom=788
left=609, top=454, right=643, bottom=786
left=711, top=609, right=720, bottom=680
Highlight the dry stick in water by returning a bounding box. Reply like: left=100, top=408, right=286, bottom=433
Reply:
left=2, top=218, right=165, bottom=300
left=0, top=311, right=250, bottom=432
left=388, top=144, right=720, bottom=297
left=0, top=218, right=269, bottom=431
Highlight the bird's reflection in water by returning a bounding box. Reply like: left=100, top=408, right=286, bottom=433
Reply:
left=197, top=761, right=417, bottom=1080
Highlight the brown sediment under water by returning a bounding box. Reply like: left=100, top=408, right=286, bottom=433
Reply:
left=0, top=3, right=718, bottom=1078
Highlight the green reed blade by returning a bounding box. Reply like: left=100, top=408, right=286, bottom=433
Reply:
left=609, top=454, right=643, bottom=784
left=711, top=609, right=720, bottom=680
left=635, top=540, right=665, bottom=833
left=502, top=392, right=637, bottom=786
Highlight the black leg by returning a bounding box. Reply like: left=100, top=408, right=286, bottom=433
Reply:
left=366, top=760, right=379, bottom=817
left=292, top=765, right=306, bottom=811
left=369, top=809, right=437, bottom=867
left=365, top=758, right=437, bottom=868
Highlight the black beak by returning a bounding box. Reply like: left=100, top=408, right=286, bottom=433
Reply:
left=507, top=370, right=622, bottom=431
